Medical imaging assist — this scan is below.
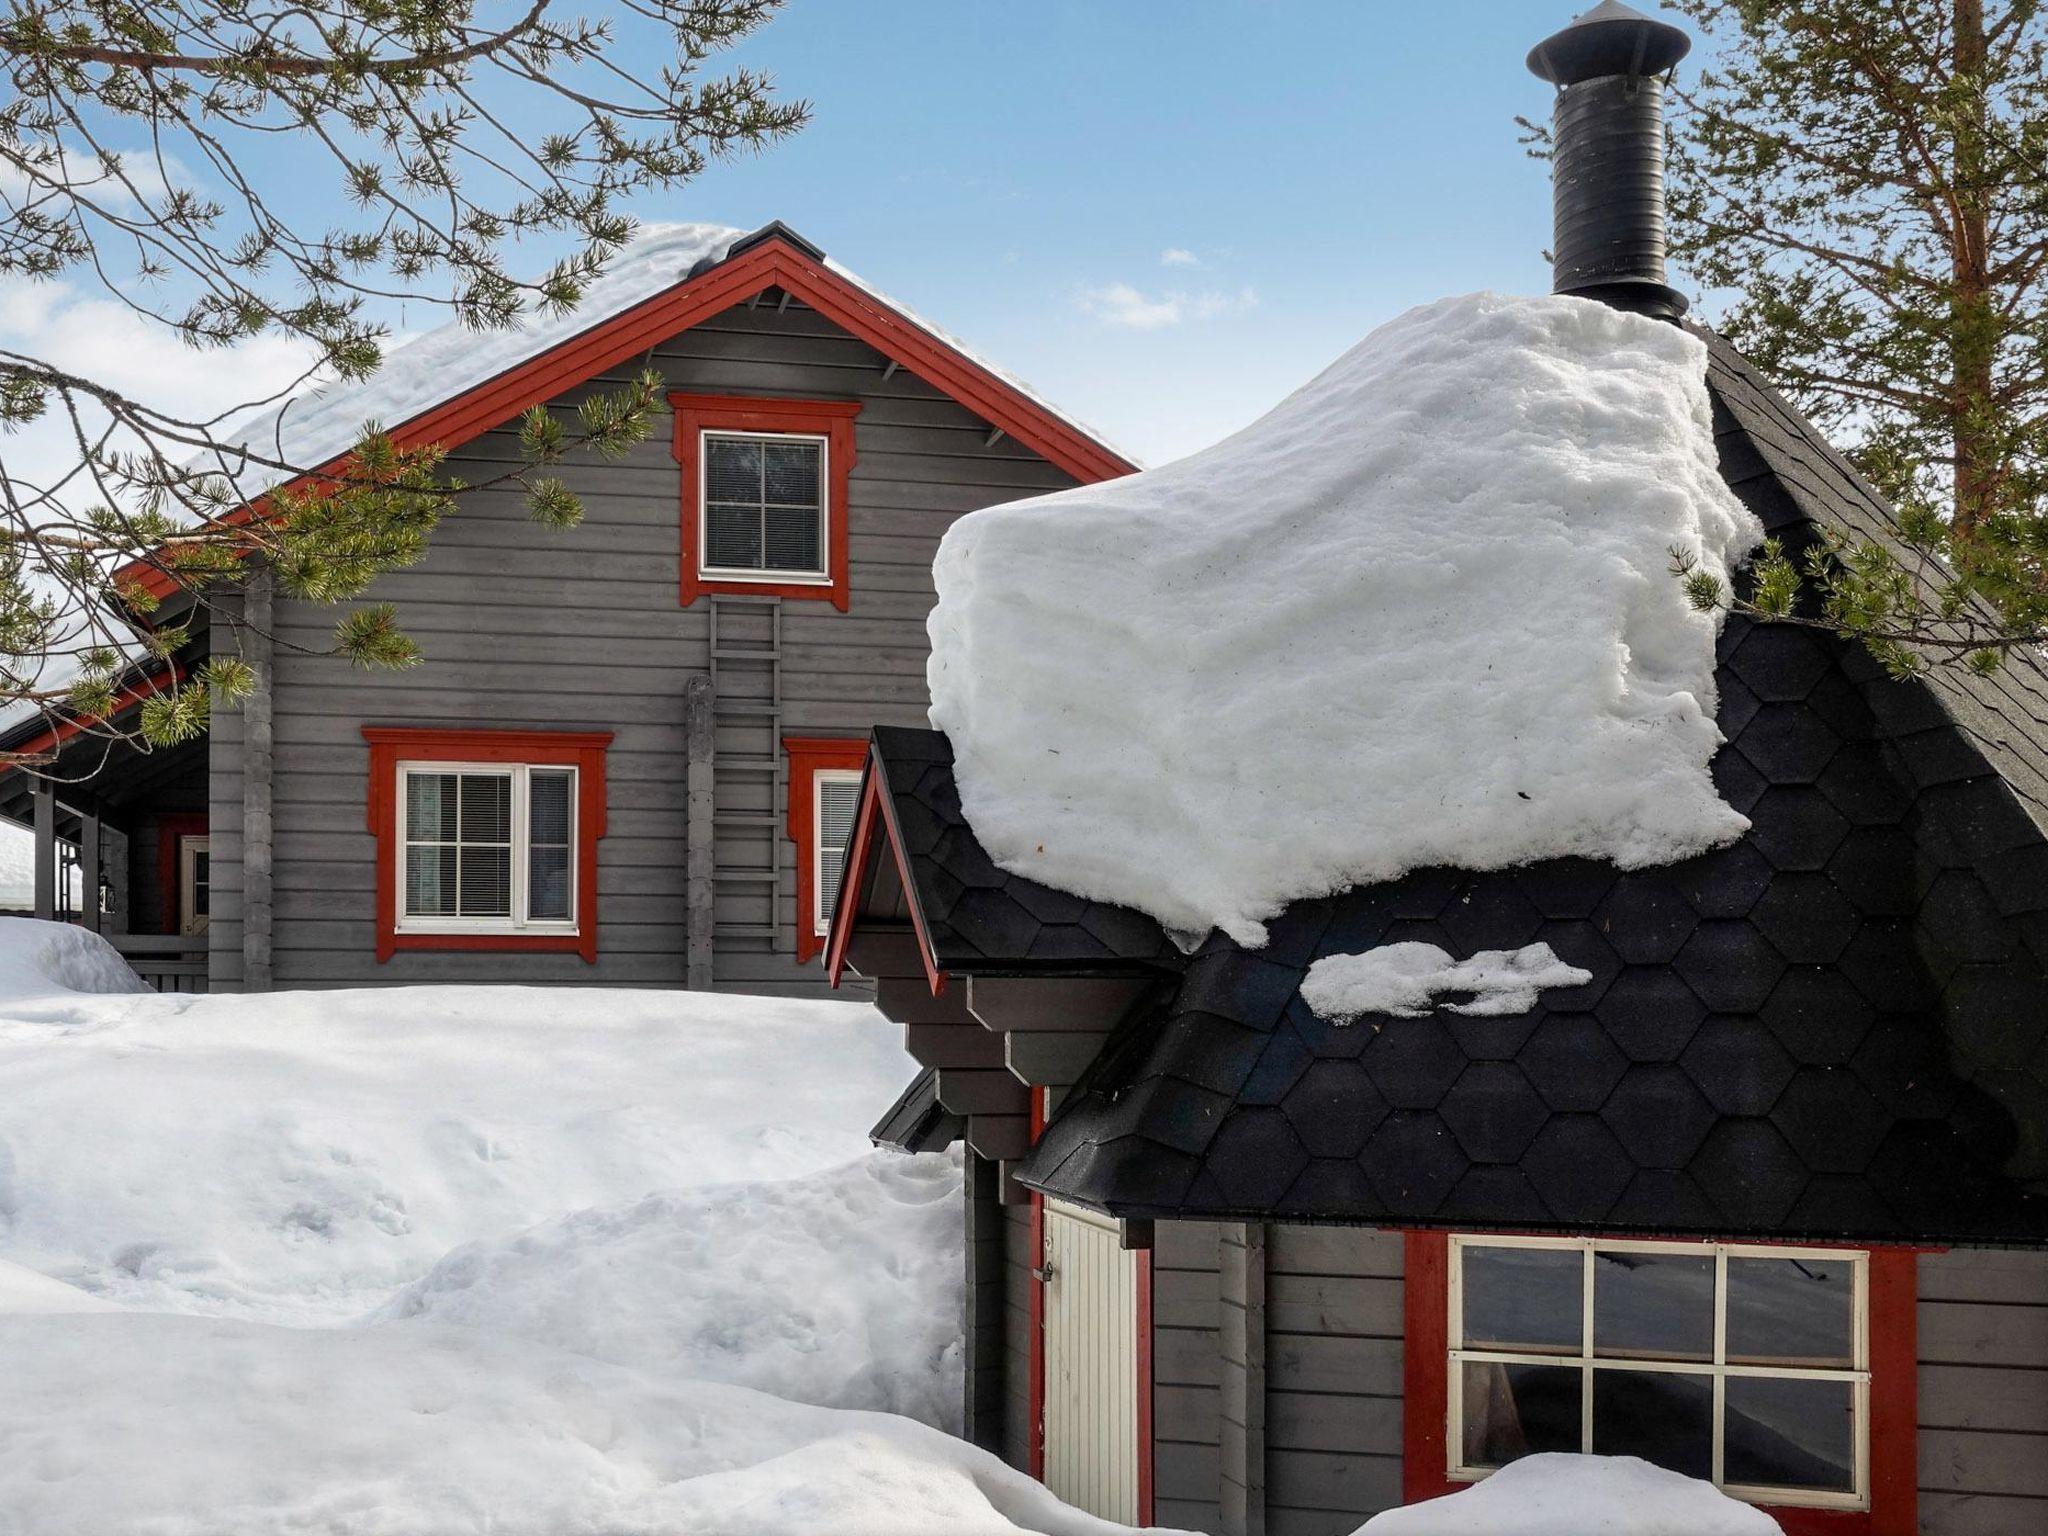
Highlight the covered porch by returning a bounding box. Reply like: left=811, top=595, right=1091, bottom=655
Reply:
left=0, top=725, right=212, bottom=993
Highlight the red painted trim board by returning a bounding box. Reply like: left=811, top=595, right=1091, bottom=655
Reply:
left=361, top=726, right=611, bottom=964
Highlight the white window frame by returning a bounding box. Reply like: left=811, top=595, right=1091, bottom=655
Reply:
left=1448, top=1234, right=1869, bottom=1512
left=812, top=767, right=865, bottom=937
left=395, top=760, right=579, bottom=937
left=697, top=428, right=832, bottom=586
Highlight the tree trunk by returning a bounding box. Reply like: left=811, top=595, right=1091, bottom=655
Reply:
left=1951, top=0, right=1996, bottom=537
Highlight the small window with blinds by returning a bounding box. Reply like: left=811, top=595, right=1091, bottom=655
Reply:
left=398, top=762, right=578, bottom=933
left=812, top=770, right=864, bottom=936
left=700, top=431, right=828, bottom=581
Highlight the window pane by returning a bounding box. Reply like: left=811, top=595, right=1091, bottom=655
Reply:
left=705, top=436, right=762, bottom=502
left=763, top=438, right=821, bottom=505
left=1724, top=1376, right=1856, bottom=1493
left=1461, top=1244, right=1582, bottom=1354
left=192, top=854, right=210, bottom=917
left=459, top=845, right=511, bottom=917
left=406, top=845, right=456, bottom=916
left=705, top=503, right=764, bottom=570
left=528, top=845, right=571, bottom=922
left=763, top=503, right=822, bottom=573
left=1592, top=1369, right=1712, bottom=1481
left=1461, top=1362, right=1580, bottom=1469
left=818, top=777, right=861, bottom=853
left=459, top=773, right=511, bottom=845
left=1593, top=1249, right=1715, bottom=1362
left=530, top=769, right=573, bottom=846
left=406, top=773, right=457, bottom=840
left=1726, top=1256, right=1856, bottom=1366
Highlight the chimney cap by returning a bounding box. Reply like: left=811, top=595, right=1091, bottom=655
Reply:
left=1527, top=1, right=1691, bottom=86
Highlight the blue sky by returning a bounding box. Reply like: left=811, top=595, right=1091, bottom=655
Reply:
left=633, top=0, right=1718, bottom=464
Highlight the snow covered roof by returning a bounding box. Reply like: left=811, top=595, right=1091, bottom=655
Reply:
left=833, top=318, right=2048, bottom=1249
left=214, top=220, right=1133, bottom=493
left=115, top=219, right=1137, bottom=605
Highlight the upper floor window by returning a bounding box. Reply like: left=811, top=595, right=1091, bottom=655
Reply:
left=1449, top=1235, right=1868, bottom=1511
left=363, top=727, right=611, bottom=964
left=672, top=395, right=860, bottom=611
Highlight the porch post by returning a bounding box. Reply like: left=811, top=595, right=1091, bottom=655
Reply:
left=31, top=777, right=56, bottom=921
left=79, top=802, right=102, bottom=934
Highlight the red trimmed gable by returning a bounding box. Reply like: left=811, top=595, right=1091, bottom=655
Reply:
left=117, top=227, right=1135, bottom=605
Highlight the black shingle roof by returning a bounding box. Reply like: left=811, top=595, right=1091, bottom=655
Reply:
left=992, top=336, right=2048, bottom=1247
left=870, top=1068, right=963, bottom=1154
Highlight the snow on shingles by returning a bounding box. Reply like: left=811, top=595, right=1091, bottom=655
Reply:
left=927, top=292, right=1763, bottom=947
left=1302, top=941, right=1591, bottom=1023
left=212, top=220, right=1133, bottom=495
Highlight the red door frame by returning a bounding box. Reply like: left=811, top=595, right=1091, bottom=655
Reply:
left=1402, top=1231, right=1919, bottom=1536
left=1026, top=1087, right=1156, bottom=1526
left=156, top=812, right=210, bottom=935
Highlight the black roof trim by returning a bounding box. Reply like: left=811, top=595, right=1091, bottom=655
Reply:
left=870, top=1067, right=963, bottom=1154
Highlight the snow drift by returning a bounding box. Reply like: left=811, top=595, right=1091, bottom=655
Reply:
left=928, top=293, right=1762, bottom=945
left=377, top=1151, right=965, bottom=1425
left=1350, top=1454, right=1781, bottom=1535
left=0, top=916, right=149, bottom=1002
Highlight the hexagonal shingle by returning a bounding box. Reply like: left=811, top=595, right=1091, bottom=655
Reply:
left=1595, top=875, right=1698, bottom=965
left=1521, top=1117, right=1633, bottom=1223
left=1283, top=1059, right=1390, bottom=1159
left=1676, top=842, right=1775, bottom=920
left=1826, top=826, right=1917, bottom=916
left=1438, top=1062, right=1551, bottom=1164
left=1747, top=786, right=1852, bottom=871
left=1605, top=1065, right=1719, bottom=1169
left=1360, top=1017, right=1468, bottom=1109
left=1691, top=1119, right=1809, bottom=1228
left=1596, top=968, right=1709, bottom=1062
left=1735, top=702, right=1842, bottom=784
left=1681, top=1017, right=1797, bottom=1116
left=1748, top=873, right=1859, bottom=964
left=1758, top=968, right=1876, bottom=1066
left=1521, top=1014, right=1629, bottom=1111
left=1359, top=1111, right=1468, bottom=1217
left=1440, top=883, right=1543, bottom=954
left=1203, top=1107, right=1311, bottom=1210
left=1674, top=921, right=1786, bottom=1014
left=1775, top=1069, right=1892, bottom=1175
left=1728, top=624, right=1832, bottom=701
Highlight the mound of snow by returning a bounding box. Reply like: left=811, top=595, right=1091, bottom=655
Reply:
left=1352, top=1455, right=1781, bottom=1535
left=0, top=917, right=147, bottom=1001
left=0, top=984, right=912, bottom=1322
left=1302, top=942, right=1592, bottom=1023
left=0, top=1311, right=1180, bottom=1536
left=928, top=293, right=1762, bottom=946
left=0, top=1258, right=121, bottom=1314
left=377, top=1151, right=965, bottom=1426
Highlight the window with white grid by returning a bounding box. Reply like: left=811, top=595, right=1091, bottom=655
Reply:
left=399, top=763, right=577, bottom=933
left=700, top=430, right=828, bottom=581
left=812, top=770, right=863, bottom=936
left=1449, top=1235, right=1868, bottom=1510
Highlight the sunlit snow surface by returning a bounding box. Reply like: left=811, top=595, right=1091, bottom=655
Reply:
left=929, top=293, right=1763, bottom=946
left=1351, top=1454, right=1781, bottom=1535
left=0, top=923, right=1182, bottom=1535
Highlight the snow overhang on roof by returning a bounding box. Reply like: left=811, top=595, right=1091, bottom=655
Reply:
left=116, top=221, right=1138, bottom=605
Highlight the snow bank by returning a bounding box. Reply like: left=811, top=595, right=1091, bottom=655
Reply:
left=1302, top=942, right=1592, bottom=1023
left=0, top=916, right=147, bottom=1001
left=0, top=983, right=911, bottom=1322
left=1351, top=1455, right=1781, bottom=1535
left=928, top=293, right=1761, bottom=945
left=0, top=1311, right=1178, bottom=1536
left=377, top=1151, right=965, bottom=1425
left=0, top=824, right=33, bottom=911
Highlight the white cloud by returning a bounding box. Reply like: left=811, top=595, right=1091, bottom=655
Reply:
left=1079, top=281, right=1258, bottom=331
left=1159, top=248, right=1201, bottom=268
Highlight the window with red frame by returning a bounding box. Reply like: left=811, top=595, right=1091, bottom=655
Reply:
left=671, top=395, right=860, bottom=611
left=363, top=728, right=610, bottom=964
left=1403, top=1232, right=1918, bottom=1536
left=784, top=736, right=868, bottom=963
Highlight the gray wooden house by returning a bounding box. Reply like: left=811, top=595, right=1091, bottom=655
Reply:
left=0, top=222, right=1132, bottom=994
left=838, top=7, right=2048, bottom=1535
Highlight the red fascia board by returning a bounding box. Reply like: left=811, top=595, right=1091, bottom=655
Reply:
left=4, top=662, right=184, bottom=764
left=117, top=235, right=1135, bottom=604
left=824, top=750, right=948, bottom=997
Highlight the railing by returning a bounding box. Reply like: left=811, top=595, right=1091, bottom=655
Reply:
left=108, top=932, right=209, bottom=994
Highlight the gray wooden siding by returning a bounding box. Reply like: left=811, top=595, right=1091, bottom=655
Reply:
left=1157, top=1221, right=1225, bottom=1533
left=224, top=296, right=1081, bottom=990
left=1003, top=1201, right=1035, bottom=1473
left=1918, top=1248, right=2048, bottom=1536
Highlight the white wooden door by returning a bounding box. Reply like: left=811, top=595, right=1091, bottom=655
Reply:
left=1042, top=1199, right=1141, bottom=1523
left=178, top=837, right=211, bottom=936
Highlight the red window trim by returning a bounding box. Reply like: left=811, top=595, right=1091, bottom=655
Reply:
left=671, top=394, right=861, bottom=611
left=783, top=735, right=869, bottom=964
left=1401, top=1231, right=1919, bottom=1536
left=362, top=726, right=611, bottom=964
left=824, top=759, right=951, bottom=999
left=155, top=811, right=210, bottom=936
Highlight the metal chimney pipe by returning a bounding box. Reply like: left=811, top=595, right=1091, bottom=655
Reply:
left=1528, top=1, right=1693, bottom=320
